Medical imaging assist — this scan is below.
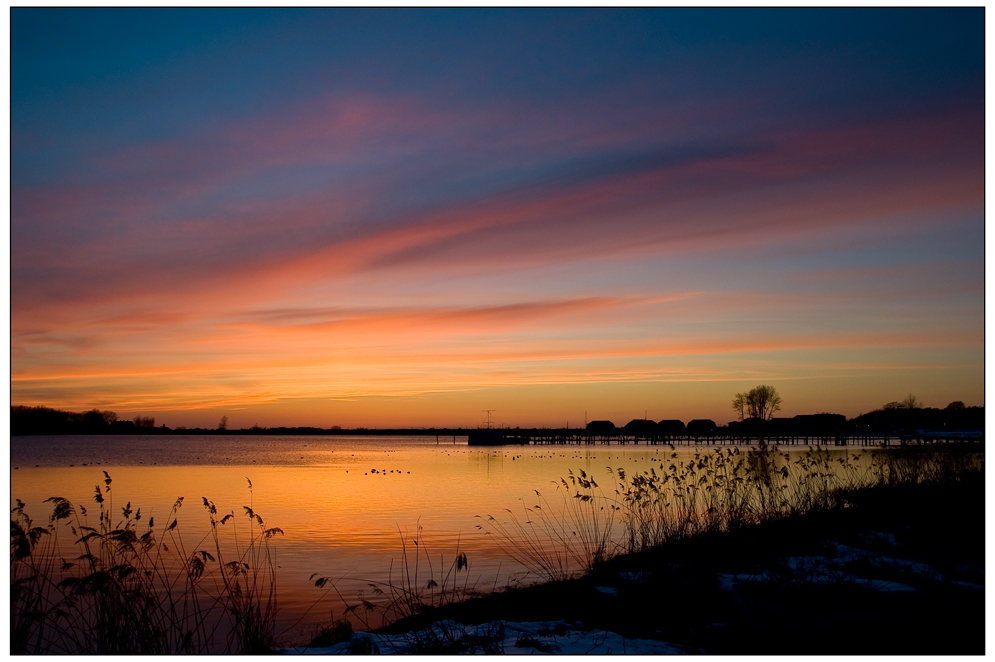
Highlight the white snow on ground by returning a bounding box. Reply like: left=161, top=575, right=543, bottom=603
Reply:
left=950, top=580, right=985, bottom=590
left=280, top=620, right=683, bottom=655
left=781, top=556, right=845, bottom=584
left=847, top=577, right=916, bottom=592
left=617, top=571, right=651, bottom=583
left=713, top=541, right=985, bottom=595
left=861, top=531, right=898, bottom=548
left=832, top=543, right=876, bottom=562
left=281, top=536, right=984, bottom=654
left=715, top=572, right=771, bottom=591
left=871, top=556, right=944, bottom=580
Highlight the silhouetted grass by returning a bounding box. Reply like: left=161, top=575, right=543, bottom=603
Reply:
left=476, top=468, right=619, bottom=582
left=19, top=444, right=980, bottom=652
left=329, top=524, right=475, bottom=630
left=10, top=475, right=282, bottom=654
left=303, top=524, right=487, bottom=653
left=365, top=443, right=982, bottom=654
left=477, top=443, right=983, bottom=581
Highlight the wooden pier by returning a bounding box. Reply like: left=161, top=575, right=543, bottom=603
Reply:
left=474, top=429, right=983, bottom=447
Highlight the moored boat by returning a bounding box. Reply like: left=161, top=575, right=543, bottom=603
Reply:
left=467, top=428, right=505, bottom=445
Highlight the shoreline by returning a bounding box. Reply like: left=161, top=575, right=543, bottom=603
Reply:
left=12, top=444, right=984, bottom=654
left=289, top=471, right=985, bottom=654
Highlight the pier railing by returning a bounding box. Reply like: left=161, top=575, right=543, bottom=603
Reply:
left=471, top=429, right=983, bottom=447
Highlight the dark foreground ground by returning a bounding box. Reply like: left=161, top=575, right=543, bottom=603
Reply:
left=358, top=472, right=984, bottom=655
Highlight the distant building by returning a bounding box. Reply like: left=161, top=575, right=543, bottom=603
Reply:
left=848, top=407, right=983, bottom=435
left=767, top=417, right=794, bottom=436
left=731, top=413, right=848, bottom=439
left=733, top=417, right=765, bottom=436
left=586, top=420, right=617, bottom=435
left=623, top=419, right=657, bottom=437
left=656, top=419, right=686, bottom=436
left=792, top=414, right=847, bottom=436
left=686, top=419, right=717, bottom=436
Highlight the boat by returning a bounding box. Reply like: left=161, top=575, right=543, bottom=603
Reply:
left=467, top=428, right=505, bottom=445
left=466, top=410, right=530, bottom=446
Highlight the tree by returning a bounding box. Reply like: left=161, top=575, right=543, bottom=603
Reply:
left=733, top=385, right=782, bottom=421
left=731, top=393, right=747, bottom=421
left=749, top=385, right=782, bottom=420
left=218, top=415, right=228, bottom=431
left=81, top=409, right=116, bottom=429
left=945, top=401, right=966, bottom=410
left=883, top=395, right=922, bottom=410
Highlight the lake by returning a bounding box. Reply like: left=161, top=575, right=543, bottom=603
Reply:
left=10, top=434, right=864, bottom=645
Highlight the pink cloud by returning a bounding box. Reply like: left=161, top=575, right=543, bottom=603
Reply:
left=12, top=94, right=982, bottom=377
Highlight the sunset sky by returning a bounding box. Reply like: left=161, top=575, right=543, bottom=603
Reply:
left=11, top=8, right=984, bottom=429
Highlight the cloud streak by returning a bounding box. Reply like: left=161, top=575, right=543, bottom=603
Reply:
left=11, top=10, right=983, bottom=423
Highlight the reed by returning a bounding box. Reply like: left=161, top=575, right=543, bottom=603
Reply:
left=868, top=443, right=982, bottom=486
left=303, top=525, right=486, bottom=653
left=16, top=445, right=981, bottom=651
left=310, top=523, right=475, bottom=635
left=477, top=444, right=983, bottom=580
left=476, top=468, right=620, bottom=583
left=10, top=475, right=282, bottom=654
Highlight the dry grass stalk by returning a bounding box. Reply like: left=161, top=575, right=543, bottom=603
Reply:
left=11, top=475, right=282, bottom=654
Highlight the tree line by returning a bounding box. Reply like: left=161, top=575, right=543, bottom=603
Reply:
left=11, top=406, right=160, bottom=436
left=731, top=385, right=982, bottom=433
left=11, top=394, right=984, bottom=436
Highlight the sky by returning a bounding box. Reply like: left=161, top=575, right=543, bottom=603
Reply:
left=10, top=8, right=985, bottom=429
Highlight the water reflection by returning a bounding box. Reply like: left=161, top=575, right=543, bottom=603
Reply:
left=10, top=435, right=870, bottom=643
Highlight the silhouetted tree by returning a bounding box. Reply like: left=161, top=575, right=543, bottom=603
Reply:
left=12, top=405, right=72, bottom=435
left=82, top=408, right=116, bottom=427
left=218, top=415, right=228, bottom=431
left=945, top=401, right=966, bottom=410
left=732, top=393, right=747, bottom=421
left=79, top=408, right=117, bottom=432
left=883, top=394, right=922, bottom=410
left=733, top=385, right=782, bottom=421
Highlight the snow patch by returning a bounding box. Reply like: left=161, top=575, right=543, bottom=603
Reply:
left=618, top=571, right=651, bottom=583
left=280, top=620, right=683, bottom=655
left=872, top=556, right=944, bottom=581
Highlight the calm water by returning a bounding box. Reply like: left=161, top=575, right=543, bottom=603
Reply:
left=11, top=434, right=857, bottom=644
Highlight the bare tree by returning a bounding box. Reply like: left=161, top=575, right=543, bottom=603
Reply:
left=82, top=409, right=116, bottom=427
left=745, top=385, right=782, bottom=421
left=884, top=395, right=922, bottom=410
left=732, top=393, right=747, bottom=421
left=218, top=415, right=228, bottom=431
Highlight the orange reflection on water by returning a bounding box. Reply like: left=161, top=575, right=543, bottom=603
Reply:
left=10, top=439, right=871, bottom=644
left=12, top=440, right=652, bottom=640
